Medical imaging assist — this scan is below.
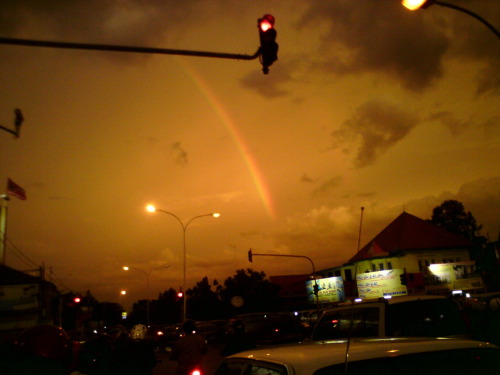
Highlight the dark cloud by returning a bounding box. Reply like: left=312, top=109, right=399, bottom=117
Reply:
left=170, top=141, right=188, bottom=165
left=300, top=173, right=314, bottom=183
left=296, top=1, right=450, bottom=92
left=332, top=99, right=420, bottom=167
left=239, top=64, right=292, bottom=98
left=426, top=110, right=474, bottom=136
left=0, top=0, right=207, bottom=45
left=313, top=176, right=342, bottom=196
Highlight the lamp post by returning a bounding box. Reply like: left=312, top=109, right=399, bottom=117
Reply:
left=402, top=0, right=500, bottom=39
left=146, top=205, right=220, bottom=322
left=122, top=264, right=169, bottom=327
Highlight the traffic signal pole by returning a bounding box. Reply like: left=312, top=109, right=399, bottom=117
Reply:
left=0, top=37, right=261, bottom=61
left=248, top=249, right=321, bottom=314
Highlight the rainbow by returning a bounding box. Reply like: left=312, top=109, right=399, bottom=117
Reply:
left=176, top=58, right=276, bottom=219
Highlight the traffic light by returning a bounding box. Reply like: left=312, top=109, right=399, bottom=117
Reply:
left=73, top=296, right=81, bottom=304
left=248, top=249, right=253, bottom=263
left=258, top=14, right=278, bottom=74
left=177, top=291, right=184, bottom=300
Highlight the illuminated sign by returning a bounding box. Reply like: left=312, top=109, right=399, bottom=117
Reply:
left=306, top=276, right=345, bottom=304
left=356, top=269, right=408, bottom=299
left=428, top=262, right=483, bottom=290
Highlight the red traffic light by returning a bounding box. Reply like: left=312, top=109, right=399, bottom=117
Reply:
left=257, top=14, right=278, bottom=74
left=73, top=297, right=81, bottom=303
left=177, top=292, right=184, bottom=298
left=259, top=14, right=275, bottom=32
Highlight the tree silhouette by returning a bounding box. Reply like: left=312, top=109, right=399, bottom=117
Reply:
left=217, top=268, right=281, bottom=314
left=430, top=200, right=483, bottom=241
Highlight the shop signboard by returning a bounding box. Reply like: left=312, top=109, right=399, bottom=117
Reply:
left=356, top=269, right=408, bottom=299
left=306, top=276, right=345, bottom=304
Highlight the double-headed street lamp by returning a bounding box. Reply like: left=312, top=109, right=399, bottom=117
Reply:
left=122, top=264, right=169, bottom=327
left=146, top=204, right=220, bottom=322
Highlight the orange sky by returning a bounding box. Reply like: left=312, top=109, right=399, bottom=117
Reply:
left=0, top=1, right=498, bottom=310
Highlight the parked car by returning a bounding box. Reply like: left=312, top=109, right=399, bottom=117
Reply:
left=149, top=324, right=182, bottom=352
left=214, top=338, right=499, bottom=375
left=310, top=295, right=469, bottom=341
left=233, top=312, right=307, bottom=346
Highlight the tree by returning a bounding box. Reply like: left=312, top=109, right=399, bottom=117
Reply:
left=186, top=277, right=225, bottom=321
left=217, top=268, right=281, bottom=314
left=430, top=200, right=483, bottom=241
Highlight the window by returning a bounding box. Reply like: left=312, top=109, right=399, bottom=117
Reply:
left=387, top=261, right=392, bottom=270
left=371, top=264, right=377, bottom=272
left=379, top=263, right=384, bottom=271
left=312, top=308, right=379, bottom=340
left=344, top=269, right=352, bottom=281
left=215, top=360, right=287, bottom=375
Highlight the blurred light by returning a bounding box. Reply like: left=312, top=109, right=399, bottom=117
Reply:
left=120, top=290, right=127, bottom=295
left=452, top=290, right=463, bottom=296
left=146, top=204, right=156, bottom=212
left=73, top=297, right=81, bottom=303
left=258, top=14, right=275, bottom=32
left=212, top=213, right=221, bottom=218
left=123, top=266, right=129, bottom=271
left=402, top=0, right=429, bottom=10
left=355, top=298, right=362, bottom=303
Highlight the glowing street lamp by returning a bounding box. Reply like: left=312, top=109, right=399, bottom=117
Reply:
left=122, top=264, right=169, bottom=327
left=402, top=0, right=500, bottom=39
left=146, top=204, right=220, bottom=322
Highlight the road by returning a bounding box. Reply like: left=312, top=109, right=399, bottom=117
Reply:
left=153, top=342, right=226, bottom=375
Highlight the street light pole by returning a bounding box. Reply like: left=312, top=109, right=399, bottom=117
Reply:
left=123, top=264, right=169, bottom=327
left=402, top=0, right=500, bottom=40
left=146, top=205, right=220, bottom=322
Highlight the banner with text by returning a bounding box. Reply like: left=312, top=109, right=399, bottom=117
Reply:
left=356, top=269, right=408, bottom=299
left=306, top=276, right=345, bottom=304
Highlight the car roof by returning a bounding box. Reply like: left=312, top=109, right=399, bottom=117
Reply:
left=227, top=338, right=498, bottom=372
left=327, top=294, right=448, bottom=309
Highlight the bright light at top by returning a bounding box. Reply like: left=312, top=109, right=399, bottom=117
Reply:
left=402, top=0, right=428, bottom=10
left=123, top=266, right=129, bottom=271
left=146, top=204, right=156, bottom=212
left=212, top=213, right=221, bottom=218
left=260, top=19, right=273, bottom=32
left=259, top=14, right=275, bottom=32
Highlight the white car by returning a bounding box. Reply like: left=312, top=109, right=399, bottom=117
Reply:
left=311, top=295, right=469, bottom=340
left=215, top=338, right=499, bottom=375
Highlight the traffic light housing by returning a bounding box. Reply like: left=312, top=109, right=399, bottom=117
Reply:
left=258, top=14, right=278, bottom=74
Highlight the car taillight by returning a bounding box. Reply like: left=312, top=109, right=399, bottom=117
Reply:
left=190, top=369, right=202, bottom=375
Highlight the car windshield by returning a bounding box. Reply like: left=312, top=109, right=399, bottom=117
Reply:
left=385, top=299, right=468, bottom=337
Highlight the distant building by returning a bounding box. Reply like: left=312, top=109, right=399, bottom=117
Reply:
left=0, top=265, right=60, bottom=343
left=318, top=212, right=485, bottom=298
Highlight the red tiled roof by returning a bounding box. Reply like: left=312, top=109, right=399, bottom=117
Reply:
left=349, top=212, right=473, bottom=263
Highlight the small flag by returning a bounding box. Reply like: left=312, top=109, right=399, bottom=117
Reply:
left=7, top=178, right=26, bottom=200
